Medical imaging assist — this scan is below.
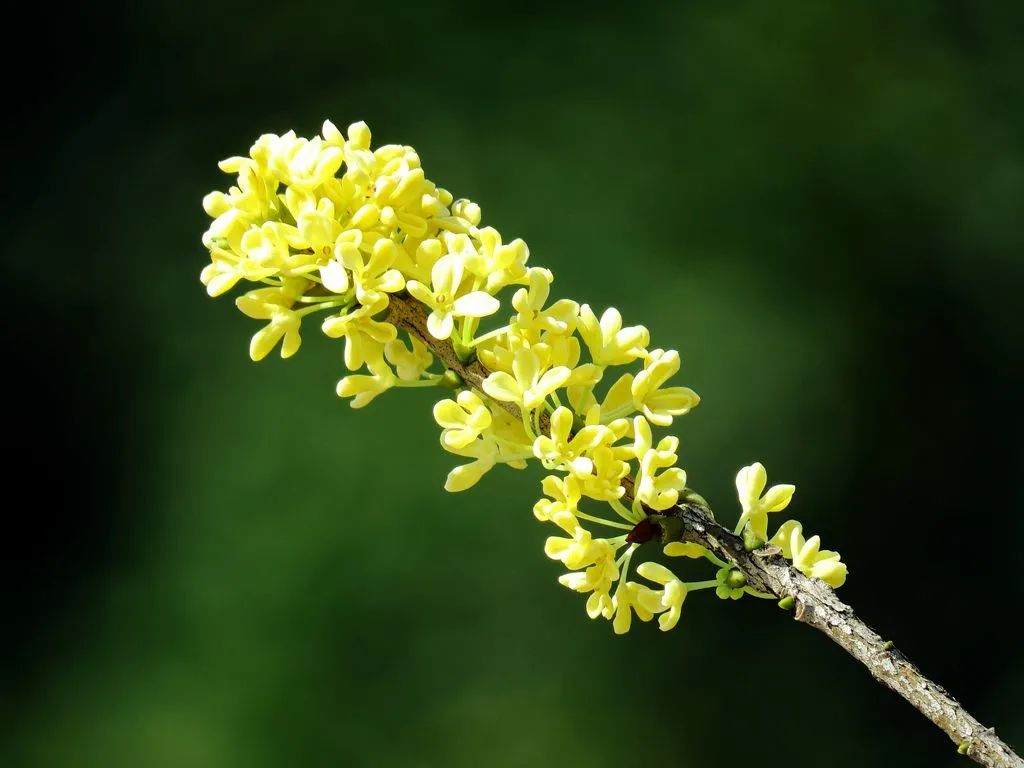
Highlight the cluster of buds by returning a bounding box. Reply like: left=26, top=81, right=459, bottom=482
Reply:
left=200, top=120, right=846, bottom=634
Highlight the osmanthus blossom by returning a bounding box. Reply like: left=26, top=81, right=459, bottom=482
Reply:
left=632, top=416, right=687, bottom=511
left=335, top=356, right=396, bottom=408
left=384, top=336, right=433, bottom=382
left=636, top=561, right=688, bottom=631
left=406, top=252, right=500, bottom=340
left=199, top=119, right=847, bottom=635
left=482, top=348, right=571, bottom=412
left=337, top=238, right=406, bottom=305
left=433, top=391, right=492, bottom=450
left=532, top=407, right=615, bottom=475
left=631, top=349, right=700, bottom=426
left=734, top=461, right=796, bottom=540
left=577, top=305, right=649, bottom=366
left=321, top=296, right=397, bottom=371
left=511, top=268, right=579, bottom=336
left=442, top=437, right=499, bottom=493
left=533, top=475, right=581, bottom=526
left=559, top=549, right=619, bottom=620
left=770, top=520, right=848, bottom=588
left=233, top=279, right=309, bottom=361
left=611, top=580, right=663, bottom=635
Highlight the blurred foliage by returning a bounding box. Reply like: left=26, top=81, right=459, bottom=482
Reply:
left=5, top=1, right=1022, bottom=766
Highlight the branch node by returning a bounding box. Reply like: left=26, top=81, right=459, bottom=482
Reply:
left=452, top=338, right=476, bottom=365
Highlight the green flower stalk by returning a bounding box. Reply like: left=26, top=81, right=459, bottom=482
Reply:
left=198, top=121, right=1023, bottom=768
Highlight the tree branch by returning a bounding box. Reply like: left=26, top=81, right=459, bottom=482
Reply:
left=387, top=293, right=1024, bottom=768
left=665, top=499, right=1023, bottom=768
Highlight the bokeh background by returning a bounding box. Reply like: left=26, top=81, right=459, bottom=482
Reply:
left=6, top=1, right=1023, bottom=766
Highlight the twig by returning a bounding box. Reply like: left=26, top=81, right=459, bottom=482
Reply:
left=665, top=499, right=1023, bottom=768
left=387, top=293, right=1024, bottom=768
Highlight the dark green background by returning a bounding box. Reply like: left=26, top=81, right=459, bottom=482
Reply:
left=7, top=1, right=1023, bottom=766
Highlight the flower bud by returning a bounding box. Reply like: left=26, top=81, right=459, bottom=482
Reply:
left=725, top=569, right=747, bottom=589
left=440, top=370, right=464, bottom=390
left=743, top=527, right=765, bottom=551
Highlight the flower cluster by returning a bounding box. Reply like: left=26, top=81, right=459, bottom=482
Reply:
left=200, top=120, right=846, bottom=634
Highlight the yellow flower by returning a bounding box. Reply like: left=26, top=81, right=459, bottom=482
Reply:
left=533, top=474, right=581, bottom=526
left=442, top=436, right=498, bottom=493
left=338, top=238, right=406, bottom=305
left=482, top=348, right=570, bottom=411
left=611, top=581, right=662, bottom=635
left=532, top=407, right=614, bottom=475
left=202, top=164, right=278, bottom=252
left=318, top=230, right=377, bottom=295
left=577, top=304, right=649, bottom=366
left=292, top=194, right=342, bottom=261
left=321, top=296, right=397, bottom=370
left=475, top=329, right=530, bottom=375
left=636, top=561, right=688, bottom=631
left=735, top=462, right=795, bottom=539
left=559, top=541, right=620, bottom=619
left=406, top=253, right=500, bottom=339
left=631, top=349, right=700, bottom=426
left=371, top=162, right=418, bottom=201
left=511, top=268, right=579, bottom=336
left=239, top=220, right=313, bottom=277
left=461, top=228, right=530, bottom=292
left=200, top=249, right=249, bottom=297
left=267, top=130, right=344, bottom=190
left=545, top=525, right=604, bottom=570
left=234, top=280, right=309, bottom=361
left=336, top=357, right=396, bottom=408
left=392, top=237, right=443, bottom=284
left=451, top=198, right=481, bottom=226
left=632, top=417, right=687, bottom=511
left=637, top=453, right=687, bottom=511
left=371, top=157, right=432, bottom=235
left=433, top=391, right=493, bottom=450
left=770, top=520, right=847, bottom=588
left=545, top=334, right=602, bottom=388
left=384, top=336, right=433, bottom=381
left=322, top=120, right=375, bottom=182
left=577, top=446, right=629, bottom=501
left=318, top=237, right=352, bottom=294
left=381, top=206, right=430, bottom=240
left=349, top=202, right=383, bottom=231
left=664, top=542, right=707, bottom=559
